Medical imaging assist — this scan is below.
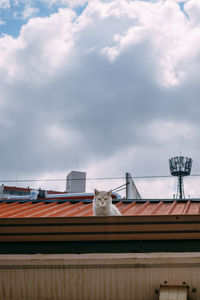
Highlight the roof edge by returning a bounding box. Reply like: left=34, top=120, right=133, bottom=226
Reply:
left=1, top=214, right=200, bottom=243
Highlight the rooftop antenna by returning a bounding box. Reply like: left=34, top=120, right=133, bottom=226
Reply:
left=169, top=156, right=192, bottom=199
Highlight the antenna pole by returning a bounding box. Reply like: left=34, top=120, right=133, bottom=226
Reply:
left=169, top=156, right=192, bottom=200
left=178, top=175, right=183, bottom=199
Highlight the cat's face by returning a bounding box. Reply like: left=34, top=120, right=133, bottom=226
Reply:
left=93, top=189, right=112, bottom=207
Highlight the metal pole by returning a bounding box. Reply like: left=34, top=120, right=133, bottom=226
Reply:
left=125, top=172, right=128, bottom=199
left=179, top=175, right=183, bottom=199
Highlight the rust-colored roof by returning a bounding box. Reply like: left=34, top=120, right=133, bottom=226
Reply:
left=3, top=186, right=31, bottom=192
left=1, top=198, right=200, bottom=243
left=1, top=213, right=200, bottom=243
left=3, top=185, right=65, bottom=194
left=0, top=199, right=200, bottom=218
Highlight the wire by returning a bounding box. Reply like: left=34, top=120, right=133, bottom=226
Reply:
left=0, top=173, right=200, bottom=183
left=0, top=175, right=170, bottom=183
left=112, top=183, right=128, bottom=192
left=113, top=187, right=126, bottom=193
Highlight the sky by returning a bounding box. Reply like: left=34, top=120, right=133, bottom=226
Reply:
left=0, top=0, right=200, bottom=198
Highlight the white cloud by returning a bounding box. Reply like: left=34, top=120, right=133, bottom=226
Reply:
left=3, top=0, right=200, bottom=87
left=98, top=0, right=194, bottom=87
left=185, top=0, right=200, bottom=25
left=0, top=0, right=10, bottom=8
left=0, top=19, right=5, bottom=25
left=21, top=5, right=39, bottom=19
left=0, top=8, right=76, bottom=82
left=41, top=0, right=87, bottom=8
left=1, top=0, right=200, bottom=198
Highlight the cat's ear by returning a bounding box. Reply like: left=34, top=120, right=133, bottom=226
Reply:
left=94, top=189, right=99, bottom=195
left=108, top=190, right=112, bottom=196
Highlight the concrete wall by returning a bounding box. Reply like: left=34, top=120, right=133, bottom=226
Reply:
left=0, top=253, right=200, bottom=300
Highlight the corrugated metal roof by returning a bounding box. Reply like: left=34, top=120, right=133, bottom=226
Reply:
left=0, top=199, right=200, bottom=218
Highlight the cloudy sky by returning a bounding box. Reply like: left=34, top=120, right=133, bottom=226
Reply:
left=0, top=0, right=200, bottom=198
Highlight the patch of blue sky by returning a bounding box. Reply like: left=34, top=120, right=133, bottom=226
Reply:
left=0, top=7, right=25, bottom=38
left=75, top=2, right=88, bottom=17
left=179, top=1, right=189, bottom=19
left=179, top=2, right=184, bottom=10
left=0, top=1, right=31, bottom=37
left=0, top=0, right=87, bottom=38
left=0, top=2, right=54, bottom=37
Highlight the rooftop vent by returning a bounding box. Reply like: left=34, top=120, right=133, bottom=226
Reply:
left=66, top=171, right=86, bottom=193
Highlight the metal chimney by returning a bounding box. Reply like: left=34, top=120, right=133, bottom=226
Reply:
left=66, top=171, right=86, bottom=193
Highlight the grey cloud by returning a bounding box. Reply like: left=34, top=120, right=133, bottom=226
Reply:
left=0, top=1, right=200, bottom=194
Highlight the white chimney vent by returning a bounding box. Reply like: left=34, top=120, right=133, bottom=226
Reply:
left=66, top=171, right=86, bottom=193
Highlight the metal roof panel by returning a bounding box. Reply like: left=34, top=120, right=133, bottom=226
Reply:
left=1, top=199, right=200, bottom=218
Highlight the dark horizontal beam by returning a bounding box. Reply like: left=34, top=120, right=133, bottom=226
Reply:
left=1, top=240, right=200, bottom=254
left=1, top=215, right=200, bottom=242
